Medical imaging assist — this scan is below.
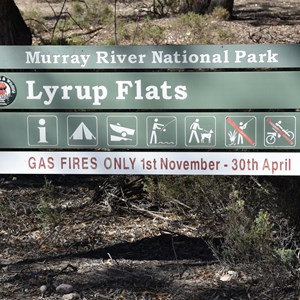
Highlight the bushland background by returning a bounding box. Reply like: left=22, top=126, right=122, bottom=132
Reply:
left=1, top=0, right=300, bottom=299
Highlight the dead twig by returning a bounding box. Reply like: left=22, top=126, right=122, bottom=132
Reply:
left=45, top=0, right=68, bottom=43
left=129, top=202, right=172, bottom=220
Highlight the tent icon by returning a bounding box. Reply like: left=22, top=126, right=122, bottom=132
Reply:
left=69, top=122, right=96, bottom=140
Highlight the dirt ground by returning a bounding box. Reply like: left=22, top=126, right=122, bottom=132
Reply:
left=1, top=1, right=300, bottom=299
left=16, top=0, right=300, bottom=45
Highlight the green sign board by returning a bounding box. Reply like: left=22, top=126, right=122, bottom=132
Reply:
left=0, top=112, right=298, bottom=149
left=0, top=44, right=298, bottom=175
left=1, top=71, right=300, bottom=109
left=1, top=44, right=300, bottom=69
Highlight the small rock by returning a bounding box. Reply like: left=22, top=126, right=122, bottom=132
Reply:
left=220, top=270, right=238, bottom=282
left=40, top=285, right=47, bottom=292
left=56, top=283, right=74, bottom=295
left=40, top=285, right=47, bottom=297
left=62, top=292, right=81, bottom=300
left=228, top=270, right=238, bottom=277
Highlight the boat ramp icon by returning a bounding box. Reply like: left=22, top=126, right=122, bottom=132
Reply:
left=107, top=116, right=137, bottom=146
left=110, top=123, right=135, bottom=142
left=67, top=116, right=98, bottom=146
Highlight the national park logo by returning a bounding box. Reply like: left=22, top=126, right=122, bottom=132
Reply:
left=0, top=76, right=17, bottom=106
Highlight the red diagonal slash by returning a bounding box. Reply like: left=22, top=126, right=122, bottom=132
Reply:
left=266, top=118, right=294, bottom=145
left=226, top=117, right=255, bottom=146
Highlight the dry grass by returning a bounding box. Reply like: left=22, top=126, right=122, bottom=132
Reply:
left=16, top=0, right=300, bottom=45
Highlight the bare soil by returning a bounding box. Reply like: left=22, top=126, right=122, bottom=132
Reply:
left=16, top=0, right=300, bottom=45
left=1, top=1, right=300, bottom=299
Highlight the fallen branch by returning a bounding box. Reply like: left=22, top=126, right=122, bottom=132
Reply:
left=129, top=203, right=172, bottom=220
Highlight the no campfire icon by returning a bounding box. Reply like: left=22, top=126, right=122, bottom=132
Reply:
left=225, top=116, right=256, bottom=147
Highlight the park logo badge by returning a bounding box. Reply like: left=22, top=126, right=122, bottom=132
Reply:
left=0, top=76, right=17, bottom=106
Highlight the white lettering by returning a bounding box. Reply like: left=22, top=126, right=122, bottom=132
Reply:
left=25, top=51, right=90, bottom=67
left=235, top=50, right=279, bottom=64
left=235, top=50, right=246, bottom=63
left=116, top=80, right=187, bottom=101
left=26, top=81, right=107, bottom=106
left=43, top=86, right=59, bottom=105
left=92, top=86, right=108, bottom=105
left=26, top=81, right=42, bottom=100
left=96, top=51, right=146, bottom=64
left=116, top=81, right=133, bottom=100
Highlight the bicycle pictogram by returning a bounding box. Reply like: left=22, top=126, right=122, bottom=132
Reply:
left=265, top=118, right=295, bottom=146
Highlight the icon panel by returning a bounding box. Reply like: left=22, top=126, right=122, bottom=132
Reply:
left=225, top=116, right=256, bottom=147
left=67, top=115, right=98, bottom=146
left=264, top=116, right=296, bottom=147
left=185, top=116, right=216, bottom=147
left=27, top=115, right=58, bottom=146
left=146, top=116, right=177, bottom=147
left=107, top=116, right=137, bottom=146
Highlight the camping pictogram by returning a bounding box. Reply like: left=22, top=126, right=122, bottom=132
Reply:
left=70, top=122, right=96, bottom=141
left=225, top=116, right=256, bottom=147
left=67, top=115, right=98, bottom=146
left=264, top=116, right=296, bottom=147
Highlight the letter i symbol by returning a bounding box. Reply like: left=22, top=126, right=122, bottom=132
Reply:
left=38, top=118, right=48, bottom=143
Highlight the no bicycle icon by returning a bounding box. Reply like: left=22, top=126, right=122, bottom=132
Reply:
left=264, top=116, right=296, bottom=147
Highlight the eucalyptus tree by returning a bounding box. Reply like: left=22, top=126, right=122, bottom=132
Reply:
left=179, top=0, right=234, bottom=16
left=0, top=0, right=32, bottom=45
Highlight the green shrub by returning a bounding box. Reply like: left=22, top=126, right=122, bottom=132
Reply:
left=173, top=12, right=234, bottom=44
left=221, top=199, right=274, bottom=263
left=152, top=0, right=180, bottom=16
left=275, top=248, right=295, bottom=265
left=36, top=178, right=62, bottom=229
left=144, top=175, right=232, bottom=215
left=210, top=7, right=230, bottom=20
left=72, top=0, right=113, bottom=27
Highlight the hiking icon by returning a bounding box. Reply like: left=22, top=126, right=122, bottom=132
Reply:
left=185, top=116, right=216, bottom=147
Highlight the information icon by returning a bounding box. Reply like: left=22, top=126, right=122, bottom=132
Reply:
left=27, top=115, right=58, bottom=146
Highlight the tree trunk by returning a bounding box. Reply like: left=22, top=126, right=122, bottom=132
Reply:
left=208, top=0, right=234, bottom=16
left=179, top=0, right=211, bottom=14
left=0, top=0, right=32, bottom=45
